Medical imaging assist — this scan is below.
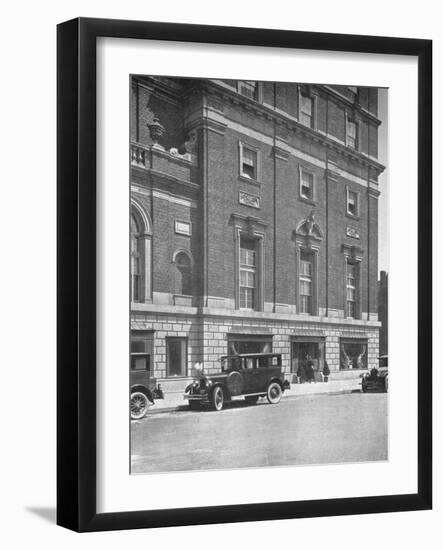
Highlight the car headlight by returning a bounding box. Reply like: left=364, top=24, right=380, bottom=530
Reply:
left=206, top=379, right=213, bottom=387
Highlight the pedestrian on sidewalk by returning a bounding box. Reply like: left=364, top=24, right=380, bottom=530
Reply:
left=297, top=360, right=306, bottom=384
left=305, top=354, right=315, bottom=383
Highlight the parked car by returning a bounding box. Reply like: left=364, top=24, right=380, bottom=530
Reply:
left=184, top=353, right=290, bottom=411
left=130, top=361, right=164, bottom=420
left=361, top=355, right=388, bottom=393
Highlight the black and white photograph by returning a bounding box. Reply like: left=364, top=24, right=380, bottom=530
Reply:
left=129, top=77, right=389, bottom=474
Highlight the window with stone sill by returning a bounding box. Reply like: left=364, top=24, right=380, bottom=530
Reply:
left=174, top=251, right=192, bottom=296
left=166, top=337, right=187, bottom=377
left=299, top=168, right=315, bottom=202
left=239, top=236, right=257, bottom=310
left=131, top=214, right=142, bottom=302
left=299, top=92, right=314, bottom=128
left=239, top=142, right=260, bottom=182
left=346, top=261, right=358, bottom=318
left=346, top=187, right=360, bottom=217
left=237, top=80, right=260, bottom=101
left=131, top=332, right=153, bottom=372
left=346, top=117, right=358, bottom=149
left=299, top=251, right=314, bottom=314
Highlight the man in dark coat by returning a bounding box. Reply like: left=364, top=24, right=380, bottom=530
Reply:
left=305, top=354, right=315, bottom=383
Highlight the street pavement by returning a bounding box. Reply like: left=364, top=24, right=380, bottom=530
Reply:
left=131, top=392, right=388, bottom=474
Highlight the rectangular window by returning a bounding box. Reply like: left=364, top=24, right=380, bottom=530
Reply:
left=347, top=188, right=359, bottom=217
left=299, top=252, right=313, bottom=314
left=346, top=262, right=357, bottom=318
left=300, top=168, right=314, bottom=200
left=228, top=337, right=272, bottom=355
left=239, top=143, right=258, bottom=180
left=238, top=80, right=258, bottom=100
left=166, top=337, right=187, bottom=377
left=131, top=332, right=153, bottom=372
left=300, top=93, right=313, bottom=127
left=239, top=237, right=257, bottom=310
left=346, top=118, right=357, bottom=149
left=340, top=339, right=368, bottom=370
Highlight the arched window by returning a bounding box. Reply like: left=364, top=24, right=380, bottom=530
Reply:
left=130, top=203, right=152, bottom=302
left=131, top=214, right=142, bottom=301
left=174, top=252, right=192, bottom=296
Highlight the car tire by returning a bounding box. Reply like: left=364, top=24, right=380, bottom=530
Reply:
left=245, top=396, right=259, bottom=404
left=266, top=382, right=282, bottom=404
left=189, top=400, right=201, bottom=411
left=385, top=376, right=389, bottom=393
left=130, top=391, right=150, bottom=420
left=211, top=386, right=224, bottom=411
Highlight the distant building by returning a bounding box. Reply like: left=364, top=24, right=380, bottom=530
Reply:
left=130, top=77, right=385, bottom=391
left=378, top=271, right=388, bottom=356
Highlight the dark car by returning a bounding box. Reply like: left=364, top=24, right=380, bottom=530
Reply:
left=184, top=353, right=290, bottom=411
left=361, top=355, right=388, bottom=393
left=130, top=356, right=164, bottom=420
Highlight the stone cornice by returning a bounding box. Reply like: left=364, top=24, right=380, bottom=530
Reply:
left=322, top=86, right=382, bottom=126
left=272, top=145, right=291, bottom=162
left=204, top=80, right=385, bottom=176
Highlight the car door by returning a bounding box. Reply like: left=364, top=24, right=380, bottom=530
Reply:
left=241, top=357, right=260, bottom=393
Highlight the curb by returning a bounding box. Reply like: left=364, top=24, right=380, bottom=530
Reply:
left=139, top=387, right=361, bottom=417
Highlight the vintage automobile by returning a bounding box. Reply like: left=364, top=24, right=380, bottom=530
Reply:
left=361, top=355, right=389, bottom=393
left=184, top=353, right=290, bottom=411
left=130, top=360, right=164, bottom=420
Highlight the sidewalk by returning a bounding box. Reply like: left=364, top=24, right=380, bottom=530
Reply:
left=146, top=377, right=362, bottom=415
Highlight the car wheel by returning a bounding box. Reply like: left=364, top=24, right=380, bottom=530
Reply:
left=211, top=386, right=224, bottom=411
left=385, top=376, right=389, bottom=393
left=267, top=382, right=282, bottom=404
left=189, top=400, right=201, bottom=411
left=245, top=396, right=259, bottom=404
left=130, top=391, right=150, bottom=420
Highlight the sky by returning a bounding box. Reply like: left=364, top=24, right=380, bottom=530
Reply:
left=377, top=88, right=389, bottom=274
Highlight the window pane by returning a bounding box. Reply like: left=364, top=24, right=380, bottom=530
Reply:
left=340, top=341, right=367, bottom=369
left=243, top=148, right=256, bottom=165
left=300, top=94, right=312, bottom=115
left=131, top=356, right=150, bottom=371
left=168, top=339, right=186, bottom=376
left=348, top=190, right=358, bottom=214
left=239, top=81, right=257, bottom=99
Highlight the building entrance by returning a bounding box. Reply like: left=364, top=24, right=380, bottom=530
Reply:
left=291, top=338, right=324, bottom=382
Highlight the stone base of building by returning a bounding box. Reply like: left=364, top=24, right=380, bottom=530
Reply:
left=131, top=308, right=379, bottom=393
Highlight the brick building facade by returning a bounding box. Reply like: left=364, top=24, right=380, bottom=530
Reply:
left=130, top=77, right=385, bottom=391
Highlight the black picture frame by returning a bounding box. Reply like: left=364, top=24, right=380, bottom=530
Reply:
left=57, top=17, right=432, bottom=532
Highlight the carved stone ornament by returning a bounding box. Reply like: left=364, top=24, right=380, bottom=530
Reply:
left=295, top=210, right=323, bottom=241
left=147, top=116, right=165, bottom=146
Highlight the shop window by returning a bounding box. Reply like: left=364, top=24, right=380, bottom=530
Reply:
left=340, top=339, right=368, bottom=370
left=167, top=337, right=187, bottom=377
